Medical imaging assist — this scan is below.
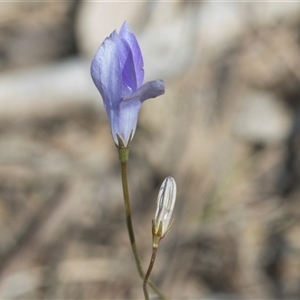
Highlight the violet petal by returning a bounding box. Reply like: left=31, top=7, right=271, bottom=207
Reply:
left=125, top=79, right=165, bottom=103
left=119, top=22, right=144, bottom=88
left=110, top=31, right=137, bottom=93
left=109, top=100, right=142, bottom=145
left=90, top=33, right=122, bottom=107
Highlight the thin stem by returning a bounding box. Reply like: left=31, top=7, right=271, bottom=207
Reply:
left=119, top=157, right=166, bottom=300
left=120, top=160, right=144, bottom=277
left=143, top=247, right=158, bottom=300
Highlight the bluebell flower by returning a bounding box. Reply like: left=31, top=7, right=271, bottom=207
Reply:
left=91, top=22, right=165, bottom=147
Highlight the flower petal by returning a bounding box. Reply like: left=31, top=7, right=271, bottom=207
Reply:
left=90, top=33, right=122, bottom=107
left=125, top=79, right=165, bottom=103
left=119, top=21, right=144, bottom=88
left=109, top=99, right=141, bottom=146
left=110, top=31, right=137, bottom=94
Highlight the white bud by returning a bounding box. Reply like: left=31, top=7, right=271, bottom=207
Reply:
left=153, top=176, right=177, bottom=243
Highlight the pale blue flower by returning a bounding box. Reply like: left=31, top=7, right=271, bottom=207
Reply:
left=91, top=22, right=165, bottom=147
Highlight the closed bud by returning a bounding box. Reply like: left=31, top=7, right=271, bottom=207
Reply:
left=152, top=176, right=177, bottom=248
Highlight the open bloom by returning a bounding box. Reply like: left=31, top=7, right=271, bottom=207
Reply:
left=152, top=176, right=177, bottom=247
left=91, top=22, right=165, bottom=147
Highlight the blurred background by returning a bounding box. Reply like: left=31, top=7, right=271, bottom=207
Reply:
left=0, top=1, right=300, bottom=299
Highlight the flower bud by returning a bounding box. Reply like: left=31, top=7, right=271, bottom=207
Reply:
left=152, top=176, right=177, bottom=248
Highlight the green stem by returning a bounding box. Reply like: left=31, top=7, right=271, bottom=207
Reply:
left=118, top=147, right=166, bottom=300
left=120, top=160, right=144, bottom=277
left=143, top=247, right=158, bottom=300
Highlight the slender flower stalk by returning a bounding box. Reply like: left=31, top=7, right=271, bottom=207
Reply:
left=143, top=247, right=158, bottom=300
left=118, top=147, right=167, bottom=300
left=143, top=177, right=177, bottom=300
left=118, top=148, right=143, bottom=274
